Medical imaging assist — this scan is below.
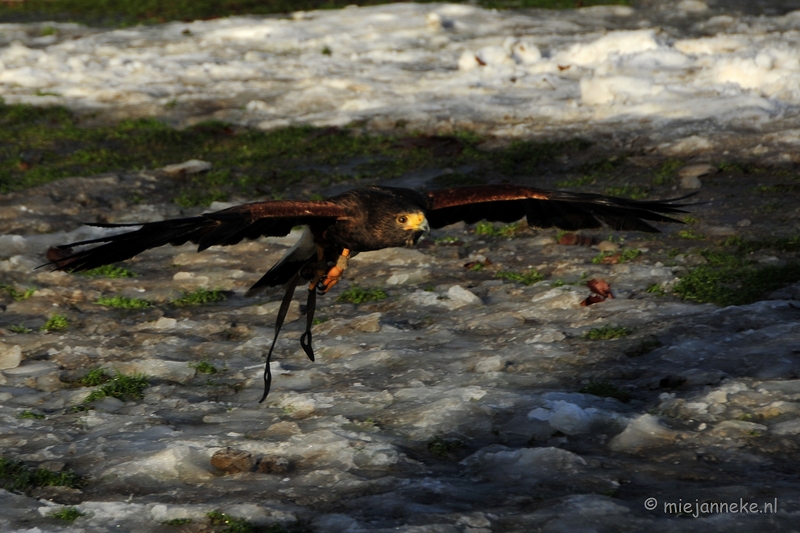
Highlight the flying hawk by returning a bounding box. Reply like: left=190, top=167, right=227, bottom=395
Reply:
left=47, top=184, right=692, bottom=400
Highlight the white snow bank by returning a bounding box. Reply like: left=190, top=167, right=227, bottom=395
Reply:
left=2, top=4, right=800, bottom=137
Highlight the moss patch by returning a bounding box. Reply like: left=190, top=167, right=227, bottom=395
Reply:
left=51, top=507, right=85, bottom=521
left=40, top=314, right=68, bottom=332
left=207, top=510, right=254, bottom=533
left=80, top=265, right=136, bottom=278
left=674, top=253, right=800, bottom=306
left=427, top=436, right=463, bottom=459
left=0, top=457, right=86, bottom=493
left=495, top=269, right=545, bottom=285
left=0, top=284, right=36, bottom=301
left=0, top=101, right=605, bottom=204
left=578, top=381, right=631, bottom=402
left=192, top=361, right=219, bottom=374
left=584, top=325, right=631, bottom=340
left=171, top=288, right=226, bottom=307
left=96, top=295, right=151, bottom=309
left=17, top=410, right=46, bottom=419
left=336, top=286, right=387, bottom=304
left=84, top=371, right=149, bottom=402
left=0, top=1, right=631, bottom=27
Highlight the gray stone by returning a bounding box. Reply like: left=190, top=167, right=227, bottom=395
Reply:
left=0, top=343, right=22, bottom=370
left=680, top=175, right=702, bottom=189
left=609, top=415, right=681, bottom=452
left=161, top=159, right=212, bottom=175
left=772, top=418, right=800, bottom=436
left=678, top=163, right=716, bottom=179
left=446, top=285, right=482, bottom=308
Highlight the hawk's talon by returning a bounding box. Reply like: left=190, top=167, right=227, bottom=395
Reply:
left=317, top=248, right=350, bottom=294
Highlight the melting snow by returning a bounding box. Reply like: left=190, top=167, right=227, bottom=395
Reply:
left=2, top=3, right=800, bottom=140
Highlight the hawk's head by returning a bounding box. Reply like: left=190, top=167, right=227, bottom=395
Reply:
left=335, top=187, right=431, bottom=251
left=394, top=211, right=431, bottom=247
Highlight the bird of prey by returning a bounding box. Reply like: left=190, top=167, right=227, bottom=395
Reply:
left=47, top=184, right=692, bottom=400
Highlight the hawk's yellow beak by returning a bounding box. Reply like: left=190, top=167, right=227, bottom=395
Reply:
left=404, top=213, right=430, bottom=233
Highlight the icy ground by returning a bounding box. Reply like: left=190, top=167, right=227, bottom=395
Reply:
left=2, top=1, right=800, bottom=532
left=3, top=0, right=800, bottom=151
left=1, top=170, right=799, bottom=532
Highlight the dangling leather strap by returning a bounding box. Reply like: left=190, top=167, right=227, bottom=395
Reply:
left=259, top=271, right=301, bottom=403
left=300, top=284, right=317, bottom=362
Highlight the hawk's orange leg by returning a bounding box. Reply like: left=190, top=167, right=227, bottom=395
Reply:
left=318, top=248, right=350, bottom=294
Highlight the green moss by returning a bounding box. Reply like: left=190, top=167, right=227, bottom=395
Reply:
left=40, top=314, right=68, bottom=332
left=474, top=220, right=525, bottom=237
left=652, top=158, right=683, bottom=185
left=486, top=0, right=630, bottom=6
left=0, top=0, right=631, bottom=29
left=171, top=288, right=226, bottom=307
left=163, top=518, right=192, bottom=526
left=336, top=286, right=387, bottom=304
left=80, top=265, right=135, bottom=278
left=645, top=283, right=666, bottom=297
left=496, top=269, right=545, bottom=285
left=674, top=258, right=800, bottom=307
left=84, top=371, right=148, bottom=402
left=555, top=175, right=597, bottom=188
left=625, top=337, right=662, bottom=357
left=0, top=103, right=374, bottom=194
left=192, top=361, right=218, bottom=374
left=9, top=325, right=33, bottom=334
left=579, top=155, right=626, bottom=175
left=96, top=295, right=151, bottom=309
left=677, top=229, right=705, bottom=240
left=430, top=172, right=487, bottom=188
left=592, top=248, right=641, bottom=264
left=603, top=185, right=649, bottom=199
left=498, top=138, right=590, bottom=176
left=51, top=507, right=85, bottom=521
left=584, top=325, right=631, bottom=340
left=0, top=284, right=36, bottom=301
left=0, top=457, right=86, bottom=493
left=474, top=221, right=495, bottom=236
left=17, top=410, right=45, bottom=419
left=207, top=511, right=254, bottom=533
left=732, top=235, right=800, bottom=254
left=78, top=367, right=109, bottom=386
left=755, top=201, right=782, bottom=214
left=578, top=381, right=631, bottom=402
left=427, top=436, right=463, bottom=459
left=0, top=99, right=602, bottom=203
left=173, top=189, right=229, bottom=208
left=717, top=161, right=754, bottom=174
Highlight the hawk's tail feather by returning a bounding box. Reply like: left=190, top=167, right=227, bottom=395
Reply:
left=244, top=255, right=315, bottom=297
left=244, top=227, right=318, bottom=297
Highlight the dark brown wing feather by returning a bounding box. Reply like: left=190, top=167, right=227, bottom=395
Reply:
left=46, top=200, right=348, bottom=272
left=426, top=185, right=693, bottom=232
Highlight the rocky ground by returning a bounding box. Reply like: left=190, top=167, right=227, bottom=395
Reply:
left=0, top=150, right=799, bottom=533
left=2, top=1, right=800, bottom=531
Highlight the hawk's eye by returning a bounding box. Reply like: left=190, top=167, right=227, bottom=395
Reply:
left=398, top=215, right=408, bottom=224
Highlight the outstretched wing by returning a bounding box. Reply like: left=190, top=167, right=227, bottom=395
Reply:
left=47, top=200, right=348, bottom=272
left=426, top=184, right=693, bottom=232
